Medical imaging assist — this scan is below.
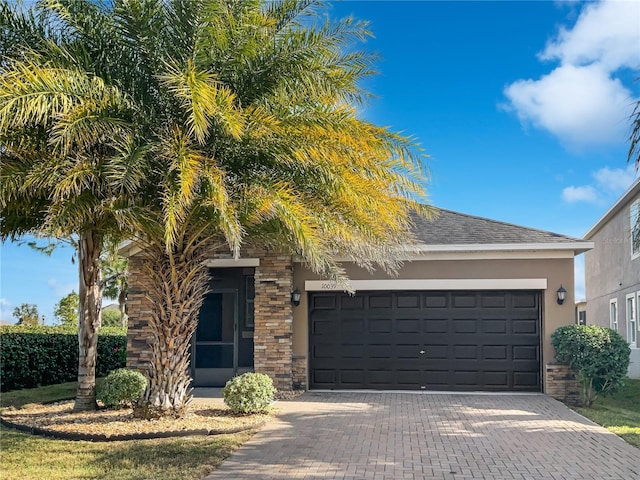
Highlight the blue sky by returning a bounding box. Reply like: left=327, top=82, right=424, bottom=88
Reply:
left=1, top=0, right=639, bottom=323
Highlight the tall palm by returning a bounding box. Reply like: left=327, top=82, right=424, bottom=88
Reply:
left=113, top=0, right=432, bottom=417
left=0, top=0, right=144, bottom=410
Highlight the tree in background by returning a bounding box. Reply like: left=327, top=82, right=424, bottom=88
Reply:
left=13, top=303, right=40, bottom=326
left=54, top=291, right=79, bottom=326
left=101, top=242, right=128, bottom=328
left=101, top=308, right=122, bottom=328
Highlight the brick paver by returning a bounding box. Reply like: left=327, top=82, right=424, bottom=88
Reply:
left=205, top=392, right=639, bottom=480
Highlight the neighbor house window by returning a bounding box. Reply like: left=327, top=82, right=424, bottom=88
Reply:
left=632, top=199, right=640, bottom=258
left=578, top=310, right=586, bottom=325
left=627, top=293, right=637, bottom=344
left=610, top=299, right=618, bottom=331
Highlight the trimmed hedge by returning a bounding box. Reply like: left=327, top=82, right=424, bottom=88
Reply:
left=0, top=325, right=127, bottom=392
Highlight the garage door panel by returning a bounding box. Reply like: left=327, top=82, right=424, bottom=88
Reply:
left=425, top=345, right=449, bottom=359
left=514, top=371, right=539, bottom=388
left=513, top=345, right=539, bottom=361
left=341, top=296, right=365, bottom=310
left=454, top=345, right=479, bottom=360
left=368, top=295, right=392, bottom=308
left=483, top=345, right=508, bottom=360
left=482, top=319, right=507, bottom=333
left=368, top=318, right=392, bottom=332
left=312, top=295, right=336, bottom=309
left=453, top=294, right=477, bottom=308
left=395, top=318, right=421, bottom=333
left=481, top=294, right=507, bottom=308
left=396, top=294, right=421, bottom=308
left=424, top=319, right=449, bottom=333
left=425, top=294, right=448, bottom=308
left=309, top=290, right=541, bottom=391
left=454, top=370, right=481, bottom=385
left=512, top=293, right=538, bottom=308
left=453, top=319, right=478, bottom=333
left=483, top=371, right=509, bottom=387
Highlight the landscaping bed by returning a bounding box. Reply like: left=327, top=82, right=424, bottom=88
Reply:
left=1, top=400, right=269, bottom=441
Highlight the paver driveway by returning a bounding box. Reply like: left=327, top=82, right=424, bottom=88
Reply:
left=206, top=392, right=639, bottom=480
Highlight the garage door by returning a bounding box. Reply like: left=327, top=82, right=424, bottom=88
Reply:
left=309, top=290, right=541, bottom=391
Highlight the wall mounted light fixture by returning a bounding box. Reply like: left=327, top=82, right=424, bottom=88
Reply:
left=291, top=289, right=301, bottom=307
left=556, top=285, right=567, bottom=305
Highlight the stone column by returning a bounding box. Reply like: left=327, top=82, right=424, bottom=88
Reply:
left=125, top=255, right=153, bottom=374
left=253, top=254, right=294, bottom=391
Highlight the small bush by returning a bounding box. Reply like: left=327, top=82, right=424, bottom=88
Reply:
left=551, top=324, right=631, bottom=406
left=97, top=369, right=147, bottom=408
left=222, top=372, right=276, bottom=414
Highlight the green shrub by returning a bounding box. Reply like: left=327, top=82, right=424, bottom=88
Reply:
left=551, top=324, right=631, bottom=406
left=222, top=372, right=276, bottom=414
left=97, top=369, right=147, bottom=408
left=0, top=325, right=126, bottom=391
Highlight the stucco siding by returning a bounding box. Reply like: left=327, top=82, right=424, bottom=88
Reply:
left=585, top=187, right=640, bottom=379
left=585, top=192, right=640, bottom=350
left=292, top=256, right=575, bottom=390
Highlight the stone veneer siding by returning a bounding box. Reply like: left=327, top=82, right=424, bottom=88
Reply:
left=292, top=355, right=307, bottom=390
left=126, top=248, right=296, bottom=391
left=545, top=363, right=580, bottom=405
left=126, top=255, right=154, bottom=374
left=253, top=254, right=294, bottom=391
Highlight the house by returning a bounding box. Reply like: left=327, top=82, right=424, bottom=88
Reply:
left=575, top=300, right=587, bottom=325
left=125, top=209, right=592, bottom=393
left=584, top=179, right=640, bottom=379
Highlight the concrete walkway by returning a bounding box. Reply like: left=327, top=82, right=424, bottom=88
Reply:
left=204, top=392, right=639, bottom=480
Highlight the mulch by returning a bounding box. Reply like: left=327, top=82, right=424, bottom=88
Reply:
left=0, top=401, right=270, bottom=442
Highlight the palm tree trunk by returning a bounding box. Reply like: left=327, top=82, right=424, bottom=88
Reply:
left=133, top=236, right=210, bottom=419
left=74, top=230, right=103, bottom=412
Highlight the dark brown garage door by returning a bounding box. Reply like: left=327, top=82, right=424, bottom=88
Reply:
left=309, top=290, right=541, bottom=391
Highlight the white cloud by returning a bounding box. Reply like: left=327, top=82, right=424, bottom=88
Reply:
left=0, top=298, right=13, bottom=323
left=561, top=185, right=599, bottom=203
left=540, top=1, right=640, bottom=71
left=504, top=64, right=632, bottom=148
left=503, top=0, right=640, bottom=149
left=561, top=164, right=638, bottom=204
left=593, top=164, right=638, bottom=193
left=47, top=279, right=77, bottom=297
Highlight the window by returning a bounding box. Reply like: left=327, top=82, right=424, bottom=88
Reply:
left=578, top=310, right=586, bottom=325
left=627, top=293, right=637, bottom=344
left=632, top=199, right=640, bottom=258
left=610, top=299, right=618, bottom=331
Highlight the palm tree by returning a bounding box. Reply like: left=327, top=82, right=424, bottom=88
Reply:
left=2, top=0, right=433, bottom=417
left=114, top=0, right=432, bottom=417
left=0, top=0, right=143, bottom=411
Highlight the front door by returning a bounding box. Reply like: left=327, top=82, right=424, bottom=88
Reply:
left=192, top=269, right=255, bottom=386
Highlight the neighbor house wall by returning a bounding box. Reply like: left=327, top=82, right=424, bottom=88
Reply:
left=585, top=191, right=640, bottom=378
left=291, top=255, right=576, bottom=392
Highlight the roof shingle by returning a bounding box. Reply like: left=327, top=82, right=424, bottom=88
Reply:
left=411, top=209, right=582, bottom=245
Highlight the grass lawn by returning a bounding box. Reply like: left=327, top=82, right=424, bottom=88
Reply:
left=574, top=378, right=640, bottom=449
left=0, top=381, right=255, bottom=480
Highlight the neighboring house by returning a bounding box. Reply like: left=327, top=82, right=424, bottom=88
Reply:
left=575, top=300, right=587, bottom=325
left=124, top=209, right=592, bottom=393
left=584, top=179, right=640, bottom=379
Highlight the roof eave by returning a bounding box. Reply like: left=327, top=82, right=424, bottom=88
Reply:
left=407, top=242, right=594, bottom=255
left=584, top=179, right=640, bottom=239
